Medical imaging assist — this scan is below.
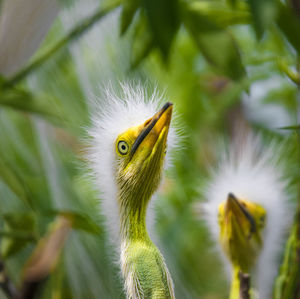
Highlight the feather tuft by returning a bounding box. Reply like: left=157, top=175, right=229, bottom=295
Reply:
left=86, top=82, right=180, bottom=246
left=201, top=132, right=293, bottom=298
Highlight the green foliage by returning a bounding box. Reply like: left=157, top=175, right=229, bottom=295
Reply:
left=182, top=2, right=246, bottom=81
left=185, top=1, right=251, bottom=27
left=0, top=88, right=62, bottom=121
left=276, top=2, right=300, bottom=54
left=0, top=0, right=300, bottom=297
left=279, top=125, right=300, bottom=131
left=1, top=212, right=37, bottom=259
left=119, top=0, right=247, bottom=80
left=0, top=157, right=33, bottom=208
left=143, top=0, right=180, bottom=59
left=130, top=12, right=154, bottom=68
left=274, top=212, right=300, bottom=299
left=120, top=0, right=140, bottom=35
left=248, top=0, right=278, bottom=38
left=47, top=210, right=102, bottom=235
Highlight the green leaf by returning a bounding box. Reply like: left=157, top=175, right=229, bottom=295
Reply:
left=130, top=13, right=154, bottom=68
left=278, top=125, right=300, bottom=131
left=1, top=212, right=37, bottom=259
left=248, top=0, right=278, bottom=38
left=3, top=212, right=36, bottom=231
left=0, top=157, right=33, bottom=208
left=274, top=215, right=300, bottom=298
left=276, top=2, right=300, bottom=54
left=0, top=88, right=62, bottom=122
left=183, top=5, right=246, bottom=81
left=187, top=1, right=251, bottom=28
left=143, top=0, right=179, bottom=59
left=277, top=58, right=300, bottom=85
left=120, top=0, right=140, bottom=35
left=47, top=210, right=101, bottom=235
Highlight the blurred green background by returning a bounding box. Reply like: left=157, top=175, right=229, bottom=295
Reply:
left=0, top=0, right=300, bottom=298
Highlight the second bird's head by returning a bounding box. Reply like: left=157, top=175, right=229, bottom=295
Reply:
left=114, top=102, right=173, bottom=205
left=218, top=192, right=266, bottom=272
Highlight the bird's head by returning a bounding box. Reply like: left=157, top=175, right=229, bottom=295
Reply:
left=218, top=192, right=266, bottom=272
left=88, top=84, right=179, bottom=243
left=202, top=133, right=290, bottom=297
left=114, top=102, right=173, bottom=210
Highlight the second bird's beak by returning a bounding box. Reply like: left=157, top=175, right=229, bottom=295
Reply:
left=130, top=102, right=173, bottom=157
left=225, top=193, right=257, bottom=236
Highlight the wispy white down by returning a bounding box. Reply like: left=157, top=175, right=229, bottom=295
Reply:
left=87, top=83, right=180, bottom=246
left=202, top=133, right=292, bottom=298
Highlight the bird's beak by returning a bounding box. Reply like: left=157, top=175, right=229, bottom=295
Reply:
left=225, top=193, right=257, bottom=236
left=130, top=102, right=173, bottom=157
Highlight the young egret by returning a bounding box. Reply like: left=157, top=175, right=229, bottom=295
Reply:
left=88, top=85, right=177, bottom=299
left=202, top=134, right=291, bottom=298
left=218, top=192, right=266, bottom=298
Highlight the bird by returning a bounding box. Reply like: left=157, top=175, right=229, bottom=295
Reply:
left=87, top=83, right=178, bottom=299
left=218, top=192, right=266, bottom=298
left=201, top=133, right=291, bottom=298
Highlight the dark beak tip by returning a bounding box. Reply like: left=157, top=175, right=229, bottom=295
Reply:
left=162, top=102, right=173, bottom=110
left=228, top=192, right=236, bottom=200
left=131, top=101, right=172, bottom=157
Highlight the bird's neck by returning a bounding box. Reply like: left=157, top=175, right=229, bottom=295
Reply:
left=230, top=266, right=241, bottom=299
left=119, top=192, right=151, bottom=243
left=230, top=265, right=252, bottom=299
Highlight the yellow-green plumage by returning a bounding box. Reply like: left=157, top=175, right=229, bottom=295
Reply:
left=88, top=86, right=177, bottom=298
left=218, top=193, right=266, bottom=298
left=202, top=133, right=291, bottom=298
left=117, top=104, right=174, bottom=298
left=121, top=240, right=174, bottom=298
left=111, top=100, right=174, bottom=298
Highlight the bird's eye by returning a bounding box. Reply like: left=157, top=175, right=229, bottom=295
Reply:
left=117, top=140, right=129, bottom=155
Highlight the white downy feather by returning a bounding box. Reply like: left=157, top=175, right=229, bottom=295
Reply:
left=87, top=83, right=180, bottom=246
left=202, top=133, right=292, bottom=298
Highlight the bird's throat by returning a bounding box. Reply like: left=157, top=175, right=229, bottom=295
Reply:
left=230, top=266, right=241, bottom=299
left=118, top=191, right=152, bottom=243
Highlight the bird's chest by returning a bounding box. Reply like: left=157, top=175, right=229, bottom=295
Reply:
left=120, top=241, right=173, bottom=299
left=223, top=232, right=262, bottom=272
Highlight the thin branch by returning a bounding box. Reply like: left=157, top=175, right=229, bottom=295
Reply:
left=239, top=271, right=250, bottom=299
left=277, top=58, right=300, bottom=86
left=2, top=0, right=122, bottom=89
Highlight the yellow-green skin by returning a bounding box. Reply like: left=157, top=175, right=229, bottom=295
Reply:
left=218, top=195, right=266, bottom=299
left=115, top=105, right=175, bottom=299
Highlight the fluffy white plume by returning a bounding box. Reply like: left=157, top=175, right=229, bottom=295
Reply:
left=202, top=133, right=292, bottom=298
left=87, top=83, right=179, bottom=245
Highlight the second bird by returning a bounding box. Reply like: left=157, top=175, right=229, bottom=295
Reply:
left=201, top=133, right=291, bottom=298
